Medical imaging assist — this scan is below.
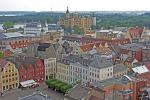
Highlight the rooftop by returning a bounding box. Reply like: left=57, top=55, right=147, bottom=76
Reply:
left=89, top=57, right=113, bottom=69
left=5, top=55, right=39, bottom=69
left=19, top=91, right=51, bottom=100
left=65, top=85, right=90, bottom=100
left=132, top=65, right=149, bottom=74
left=0, top=32, right=26, bottom=40
left=97, top=75, right=141, bottom=89
left=25, top=22, right=41, bottom=28
left=113, top=63, right=128, bottom=73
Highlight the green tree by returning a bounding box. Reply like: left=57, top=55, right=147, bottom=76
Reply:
left=0, top=51, right=4, bottom=58
left=72, top=26, right=84, bottom=35
left=2, top=21, right=14, bottom=33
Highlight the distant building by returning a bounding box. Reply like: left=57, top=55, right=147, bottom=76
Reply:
left=58, top=7, right=94, bottom=32
left=48, top=24, right=64, bottom=33
left=24, top=22, right=48, bottom=36
left=0, top=32, right=30, bottom=51
left=0, top=59, right=19, bottom=92
left=62, top=35, right=130, bottom=46
left=40, top=32, right=63, bottom=43
left=127, top=27, right=144, bottom=43
left=84, top=30, right=96, bottom=38
left=96, top=30, right=124, bottom=40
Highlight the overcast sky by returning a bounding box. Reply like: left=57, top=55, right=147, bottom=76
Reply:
left=0, top=0, right=150, bottom=11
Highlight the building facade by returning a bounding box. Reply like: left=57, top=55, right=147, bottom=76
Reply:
left=58, top=7, right=93, bottom=31
left=44, top=58, right=56, bottom=80
left=6, top=56, right=45, bottom=83
left=89, top=57, right=114, bottom=85
left=56, top=60, right=70, bottom=84
left=69, top=62, right=89, bottom=86
left=0, top=59, right=19, bottom=92
left=24, top=22, right=48, bottom=36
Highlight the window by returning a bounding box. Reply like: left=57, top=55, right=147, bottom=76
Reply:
left=12, top=84, right=15, bottom=88
left=3, top=86, right=5, bottom=90
left=3, top=80, right=5, bottom=83
left=6, top=85, right=8, bottom=89
left=108, top=73, right=109, bottom=77
left=110, top=72, right=112, bottom=76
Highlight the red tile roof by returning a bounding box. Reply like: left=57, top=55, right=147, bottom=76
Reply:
left=128, top=27, right=144, bottom=38
left=80, top=43, right=94, bottom=52
left=4, top=50, right=13, bottom=57
left=96, top=46, right=112, bottom=55
left=137, top=72, right=150, bottom=80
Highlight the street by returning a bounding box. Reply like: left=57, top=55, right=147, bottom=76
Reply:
left=0, top=83, right=64, bottom=100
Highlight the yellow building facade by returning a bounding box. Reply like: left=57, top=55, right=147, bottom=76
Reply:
left=58, top=8, right=93, bottom=31
left=56, top=61, right=70, bottom=84
left=0, top=60, right=19, bottom=92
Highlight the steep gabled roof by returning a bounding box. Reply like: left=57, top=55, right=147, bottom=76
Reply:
left=128, top=27, right=144, bottom=38
left=80, top=43, right=94, bottom=52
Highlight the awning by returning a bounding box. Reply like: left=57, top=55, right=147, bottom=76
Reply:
left=20, top=80, right=39, bottom=88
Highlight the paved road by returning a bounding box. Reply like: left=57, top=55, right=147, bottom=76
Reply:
left=0, top=83, right=64, bottom=100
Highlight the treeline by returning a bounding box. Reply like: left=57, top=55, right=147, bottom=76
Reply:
left=0, top=12, right=63, bottom=24
left=1, top=12, right=150, bottom=29
left=96, top=13, right=150, bottom=29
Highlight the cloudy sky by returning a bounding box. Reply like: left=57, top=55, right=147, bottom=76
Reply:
left=0, top=0, right=150, bottom=11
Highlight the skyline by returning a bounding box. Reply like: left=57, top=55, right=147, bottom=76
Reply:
left=0, top=0, right=150, bottom=11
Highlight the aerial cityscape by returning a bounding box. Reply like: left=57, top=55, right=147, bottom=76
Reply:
left=0, top=0, right=150, bottom=100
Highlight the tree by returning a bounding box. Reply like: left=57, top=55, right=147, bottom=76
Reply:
left=72, top=26, right=84, bottom=35
left=0, top=51, right=4, bottom=58
left=2, top=21, right=14, bottom=33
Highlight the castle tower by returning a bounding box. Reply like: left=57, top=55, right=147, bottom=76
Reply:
left=66, top=6, right=70, bottom=18
left=66, top=6, right=69, bottom=14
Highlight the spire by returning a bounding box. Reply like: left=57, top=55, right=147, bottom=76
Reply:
left=66, top=6, right=69, bottom=14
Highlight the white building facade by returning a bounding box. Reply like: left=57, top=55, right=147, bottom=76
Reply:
left=44, top=58, right=56, bottom=80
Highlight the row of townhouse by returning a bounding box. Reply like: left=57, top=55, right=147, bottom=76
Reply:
left=56, top=54, right=128, bottom=86
left=0, top=55, right=46, bottom=93
left=0, top=42, right=58, bottom=93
